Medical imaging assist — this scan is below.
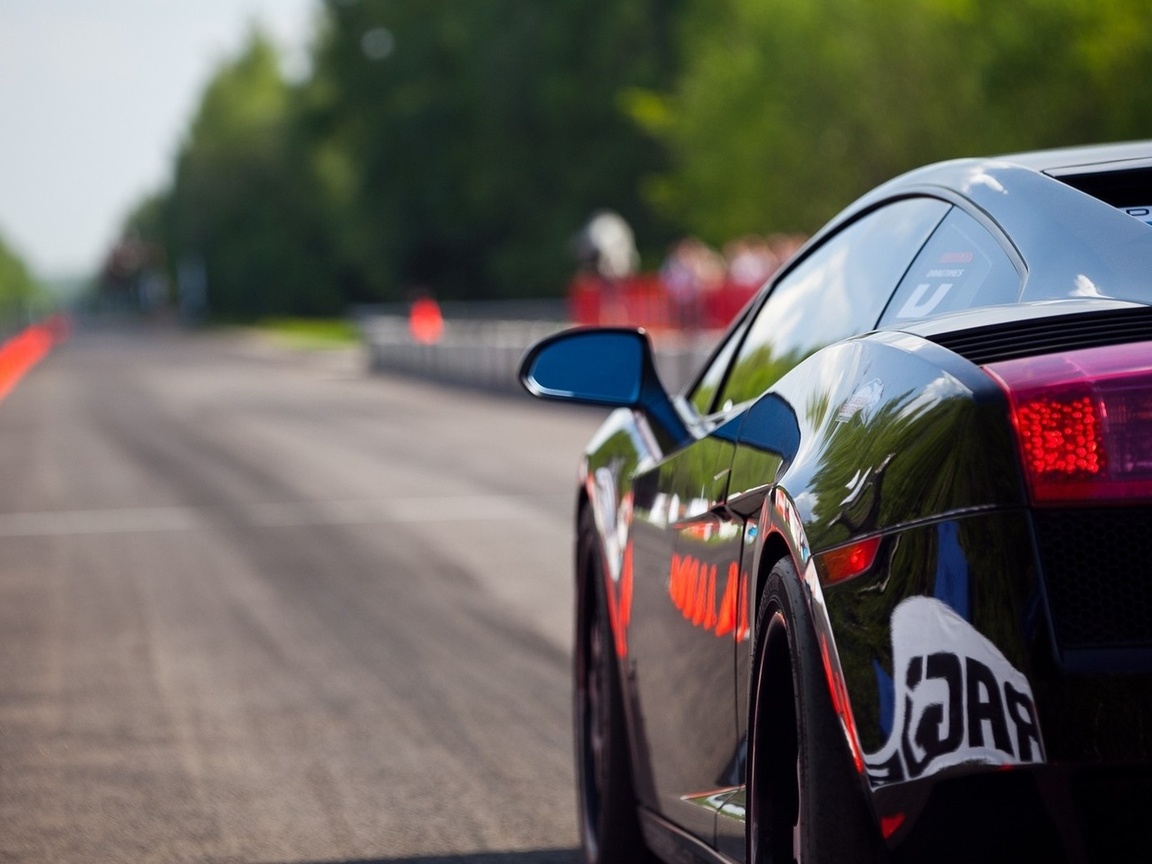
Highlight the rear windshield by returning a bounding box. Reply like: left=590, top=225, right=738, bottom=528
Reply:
left=1054, top=165, right=1152, bottom=225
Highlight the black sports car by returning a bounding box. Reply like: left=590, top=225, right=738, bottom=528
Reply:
left=519, top=142, right=1152, bottom=864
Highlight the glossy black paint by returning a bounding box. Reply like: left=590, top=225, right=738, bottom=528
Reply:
left=520, top=142, right=1152, bottom=863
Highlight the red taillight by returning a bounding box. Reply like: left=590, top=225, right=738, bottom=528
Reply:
left=986, top=342, right=1152, bottom=505
left=1015, top=392, right=1103, bottom=476
left=817, top=535, right=882, bottom=585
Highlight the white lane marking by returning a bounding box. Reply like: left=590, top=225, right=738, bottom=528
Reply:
left=0, top=506, right=204, bottom=537
left=0, top=494, right=572, bottom=537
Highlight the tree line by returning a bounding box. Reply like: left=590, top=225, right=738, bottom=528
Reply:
left=105, top=0, right=1152, bottom=321
left=0, top=230, right=49, bottom=331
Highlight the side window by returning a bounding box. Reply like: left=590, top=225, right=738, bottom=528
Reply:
left=879, top=207, right=1021, bottom=324
left=687, top=310, right=751, bottom=416
left=716, top=197, right=950, bottom=410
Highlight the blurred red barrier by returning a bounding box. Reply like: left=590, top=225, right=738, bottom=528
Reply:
left=0, top=315, right=70, bottom=404
left=568, top=273, right=758, bottom=332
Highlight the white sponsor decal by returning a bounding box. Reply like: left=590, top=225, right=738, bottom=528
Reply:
left=896, top=282, right=954, bottom=319
left=865, top=597, right=1045, bottom=786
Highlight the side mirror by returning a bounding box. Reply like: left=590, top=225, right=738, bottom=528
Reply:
left=519, top=327, right=689, bottom=448
left=520, top=328, right=649, bottom=406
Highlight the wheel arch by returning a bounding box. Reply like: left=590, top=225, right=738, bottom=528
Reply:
left=746, top=556, right=884, bottom=863
left=752, top=531, right=792, bottom=628
left=750, top=491, right=872, bottom=785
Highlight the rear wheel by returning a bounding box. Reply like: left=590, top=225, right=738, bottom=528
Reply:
left=747, top=558, right=882, bottom=864
left=575, top=511, right=654, bottom=864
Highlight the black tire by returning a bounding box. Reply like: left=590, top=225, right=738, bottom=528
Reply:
left=747, top=557, right=882, bottom=864
left=575, top=509, right=655, bottom=864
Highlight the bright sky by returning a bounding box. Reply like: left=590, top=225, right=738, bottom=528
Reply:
left=0, top=0, right=317, bottom=279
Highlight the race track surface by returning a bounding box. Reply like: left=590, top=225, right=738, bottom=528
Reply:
left=0, top=325, right=603, bottom=863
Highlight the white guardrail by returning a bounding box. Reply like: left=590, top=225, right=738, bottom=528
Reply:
left=358, top=314, right=718, bottom=395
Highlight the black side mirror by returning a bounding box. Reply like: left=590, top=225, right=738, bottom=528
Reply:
left=520, top=328, right=647, bottom=406
left=519, top=327, right=689, bottom=448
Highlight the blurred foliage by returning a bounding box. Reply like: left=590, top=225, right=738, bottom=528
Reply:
left=0, top=229, right=47, bottom=327
left=166, top=32, right=345, bottom=319
left=106, top=0, right=1152, bottom=320
left=645, top=0, right=1152, bottom=241
left=300, top=0, right=679, bottom=302
left=256, top=317, right=361, bottom=348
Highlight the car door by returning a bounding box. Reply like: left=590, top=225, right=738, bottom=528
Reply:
left=622, top=311, right=752, bottom=844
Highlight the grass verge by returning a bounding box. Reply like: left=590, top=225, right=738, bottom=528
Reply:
left=255, top=317, right=360, bottom=350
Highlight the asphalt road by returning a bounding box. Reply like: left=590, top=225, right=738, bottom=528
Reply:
left=0, top=325, right=606, bottom=864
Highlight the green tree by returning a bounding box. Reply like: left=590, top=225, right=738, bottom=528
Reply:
left=973, top=0, right=1152, bottom=149
left=641, top=0, right=984, bottom=240
left=0, top=229, right=44, bottom=326
left=113, top=0, right=1152, bottom=318
left=306, top=0, right=680, bottom=301
left=644, top=0, right=1152, bottom=242
left=164, top=29, right=345, bottom=320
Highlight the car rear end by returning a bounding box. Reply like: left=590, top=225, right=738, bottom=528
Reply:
left=903, top=307, right=1152, bottom=862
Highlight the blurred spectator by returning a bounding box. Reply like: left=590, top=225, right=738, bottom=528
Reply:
left=572, top=210, right=641, bottom=324
left=573, top=210, right=640, bottom=280
left=767, top=232, right=807, bottom=268
left=567, top=225, right=808, bottom=332
left=661, top=237, right=725, bottom=330
left=724, top=235, right=778, bottom=291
